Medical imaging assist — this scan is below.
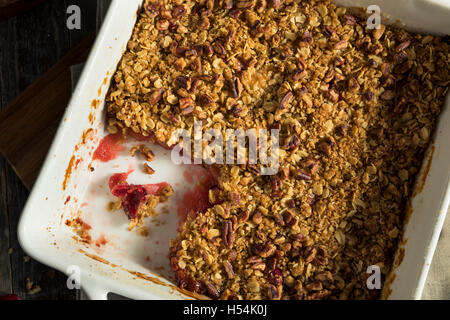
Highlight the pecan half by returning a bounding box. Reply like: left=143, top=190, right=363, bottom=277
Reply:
left=175, top=76, right=190, bottom=89
left=280, top=91, right=293, bottom=110
left=223, top=261, right=235, bottom=279
left=231, top=77, right=243, bottom=98
left=148, top=88, right=164, bottom=105
left=293, top=169, right=311, bottom=180
left=222, top=220, right=234, bottom=248
left=396, top=40, right=411, bottom=52
left=205, top=282, right=220, bottom=299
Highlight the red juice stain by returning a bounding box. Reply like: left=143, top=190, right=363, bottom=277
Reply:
left=177, top=166, right=217, bottom=229
left=93, top=134, right=126, bottom=162
left=95, top=234, right=108, bottom=247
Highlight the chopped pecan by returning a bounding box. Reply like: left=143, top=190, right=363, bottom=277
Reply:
left=179, top=97, right=193, bottom=110
left=348, top=77, right=360, bottom=92
left=396, top=40, right=411, bottom=52
left=280, top=91, right=293, bottom=109
left=231, top=106, right=242, bottom=117
left=299, top=31, right=314, bottom=47
left=225, top=29, right=236, bottom=46
left=372, top=24, right=385, bottom=40
left=267, top=284, right=281, bottom=300
left=247, top=164, right=260, bottom=175
left=267, top=268, right=283, bottom=286
left=231, top=77, right=243, bottom=98
left=175, top=76, right=190, bottom=89
left=344, top=14, right=357, bottom=25
left=322, top=26, right=335, bottom=38
left=229, top=8, right=242, bottom=18
left=318, top=137, right=335, bottom=156
left=181, top=106, right=193, bottom=116
left=260, top=242, right=276, bottom=257
left=205, top=282, right=220, bottom=299
left=271, top=175, right=282, bottom=191
left=252, top=211, right=263, bottom=224
left=364, top=91, right=374, bottom=101
left=291, top=69, right=307, bottom=81
left=213, top=42, right=226, bottom=57
left=223, top=0, right=234, bottom=9
left=293, top=169, right=311, bottom=180
left=148, top=88, right=164, bottom=105
left=155, top=19, right=169, bottom=31
left=283, top=134, right=300, bottom=151
left=143, top=163, right=155, bottom=175
left=270, top=0, right=281, bottom=9
left=335, top=124, right=349, bottom=136
left=334, top=56, right=345, bottom=66
left=238, top=210, right=250, bottom=223
left=223, top=261, right=235, bottom=279
left=221, top=220, right=234, bottom=248
left=333, top=39, right=348, bottom=50
left=198, top=93, right=214, bottom=106
left=236, top=0, right=255, bottom=9
left=395, top=60, right=412, bottom=74
left=304, top=246, right=317, bottom=263
left=326, top=89, right=339, bottom=102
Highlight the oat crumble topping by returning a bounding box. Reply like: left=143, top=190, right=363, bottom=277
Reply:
left=105, top=0, right=450, bottom=299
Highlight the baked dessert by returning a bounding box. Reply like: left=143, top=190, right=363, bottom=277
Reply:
left=105, top=0, right=450, bottom=299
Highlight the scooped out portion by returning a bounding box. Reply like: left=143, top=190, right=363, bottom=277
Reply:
left=108, top=171, right=174, bottom=230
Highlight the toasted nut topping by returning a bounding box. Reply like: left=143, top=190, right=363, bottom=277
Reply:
left=143, top=163, right=155, bottom=175
left=280, top=91, right=293, bottom=109
left=333, top=39, right=348, bottom=50
left=396, top=40, right=411, bottom=52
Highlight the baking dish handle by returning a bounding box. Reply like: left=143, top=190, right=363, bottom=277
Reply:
left=82, top=283, right=109, bottom=300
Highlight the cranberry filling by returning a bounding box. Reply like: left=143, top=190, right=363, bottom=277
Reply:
left=109, top=172, right=170, bottom=219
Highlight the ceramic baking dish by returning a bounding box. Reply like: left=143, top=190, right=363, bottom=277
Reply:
left=18, top=0, right=450, bottom=300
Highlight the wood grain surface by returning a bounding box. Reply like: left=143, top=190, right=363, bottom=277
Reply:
left=0, top=0, right=97, bottom=300
left=0, top=34, right=94, bottom=190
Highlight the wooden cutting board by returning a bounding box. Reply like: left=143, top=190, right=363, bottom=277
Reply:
left=0, top=34, right=94, bottom=190
left=0, top=0, right=47, bottom=20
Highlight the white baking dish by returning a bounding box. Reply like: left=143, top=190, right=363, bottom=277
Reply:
left=18, top=0, right=450, bottom=300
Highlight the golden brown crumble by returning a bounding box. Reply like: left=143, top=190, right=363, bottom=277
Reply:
left=105, top=0, right=450, bottom=299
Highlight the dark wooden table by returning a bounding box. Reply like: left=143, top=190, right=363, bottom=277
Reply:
left=0, top=0, right=99, bottom=300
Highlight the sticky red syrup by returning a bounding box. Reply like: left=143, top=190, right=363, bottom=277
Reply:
left=93, top=133, right=126, bottom=162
